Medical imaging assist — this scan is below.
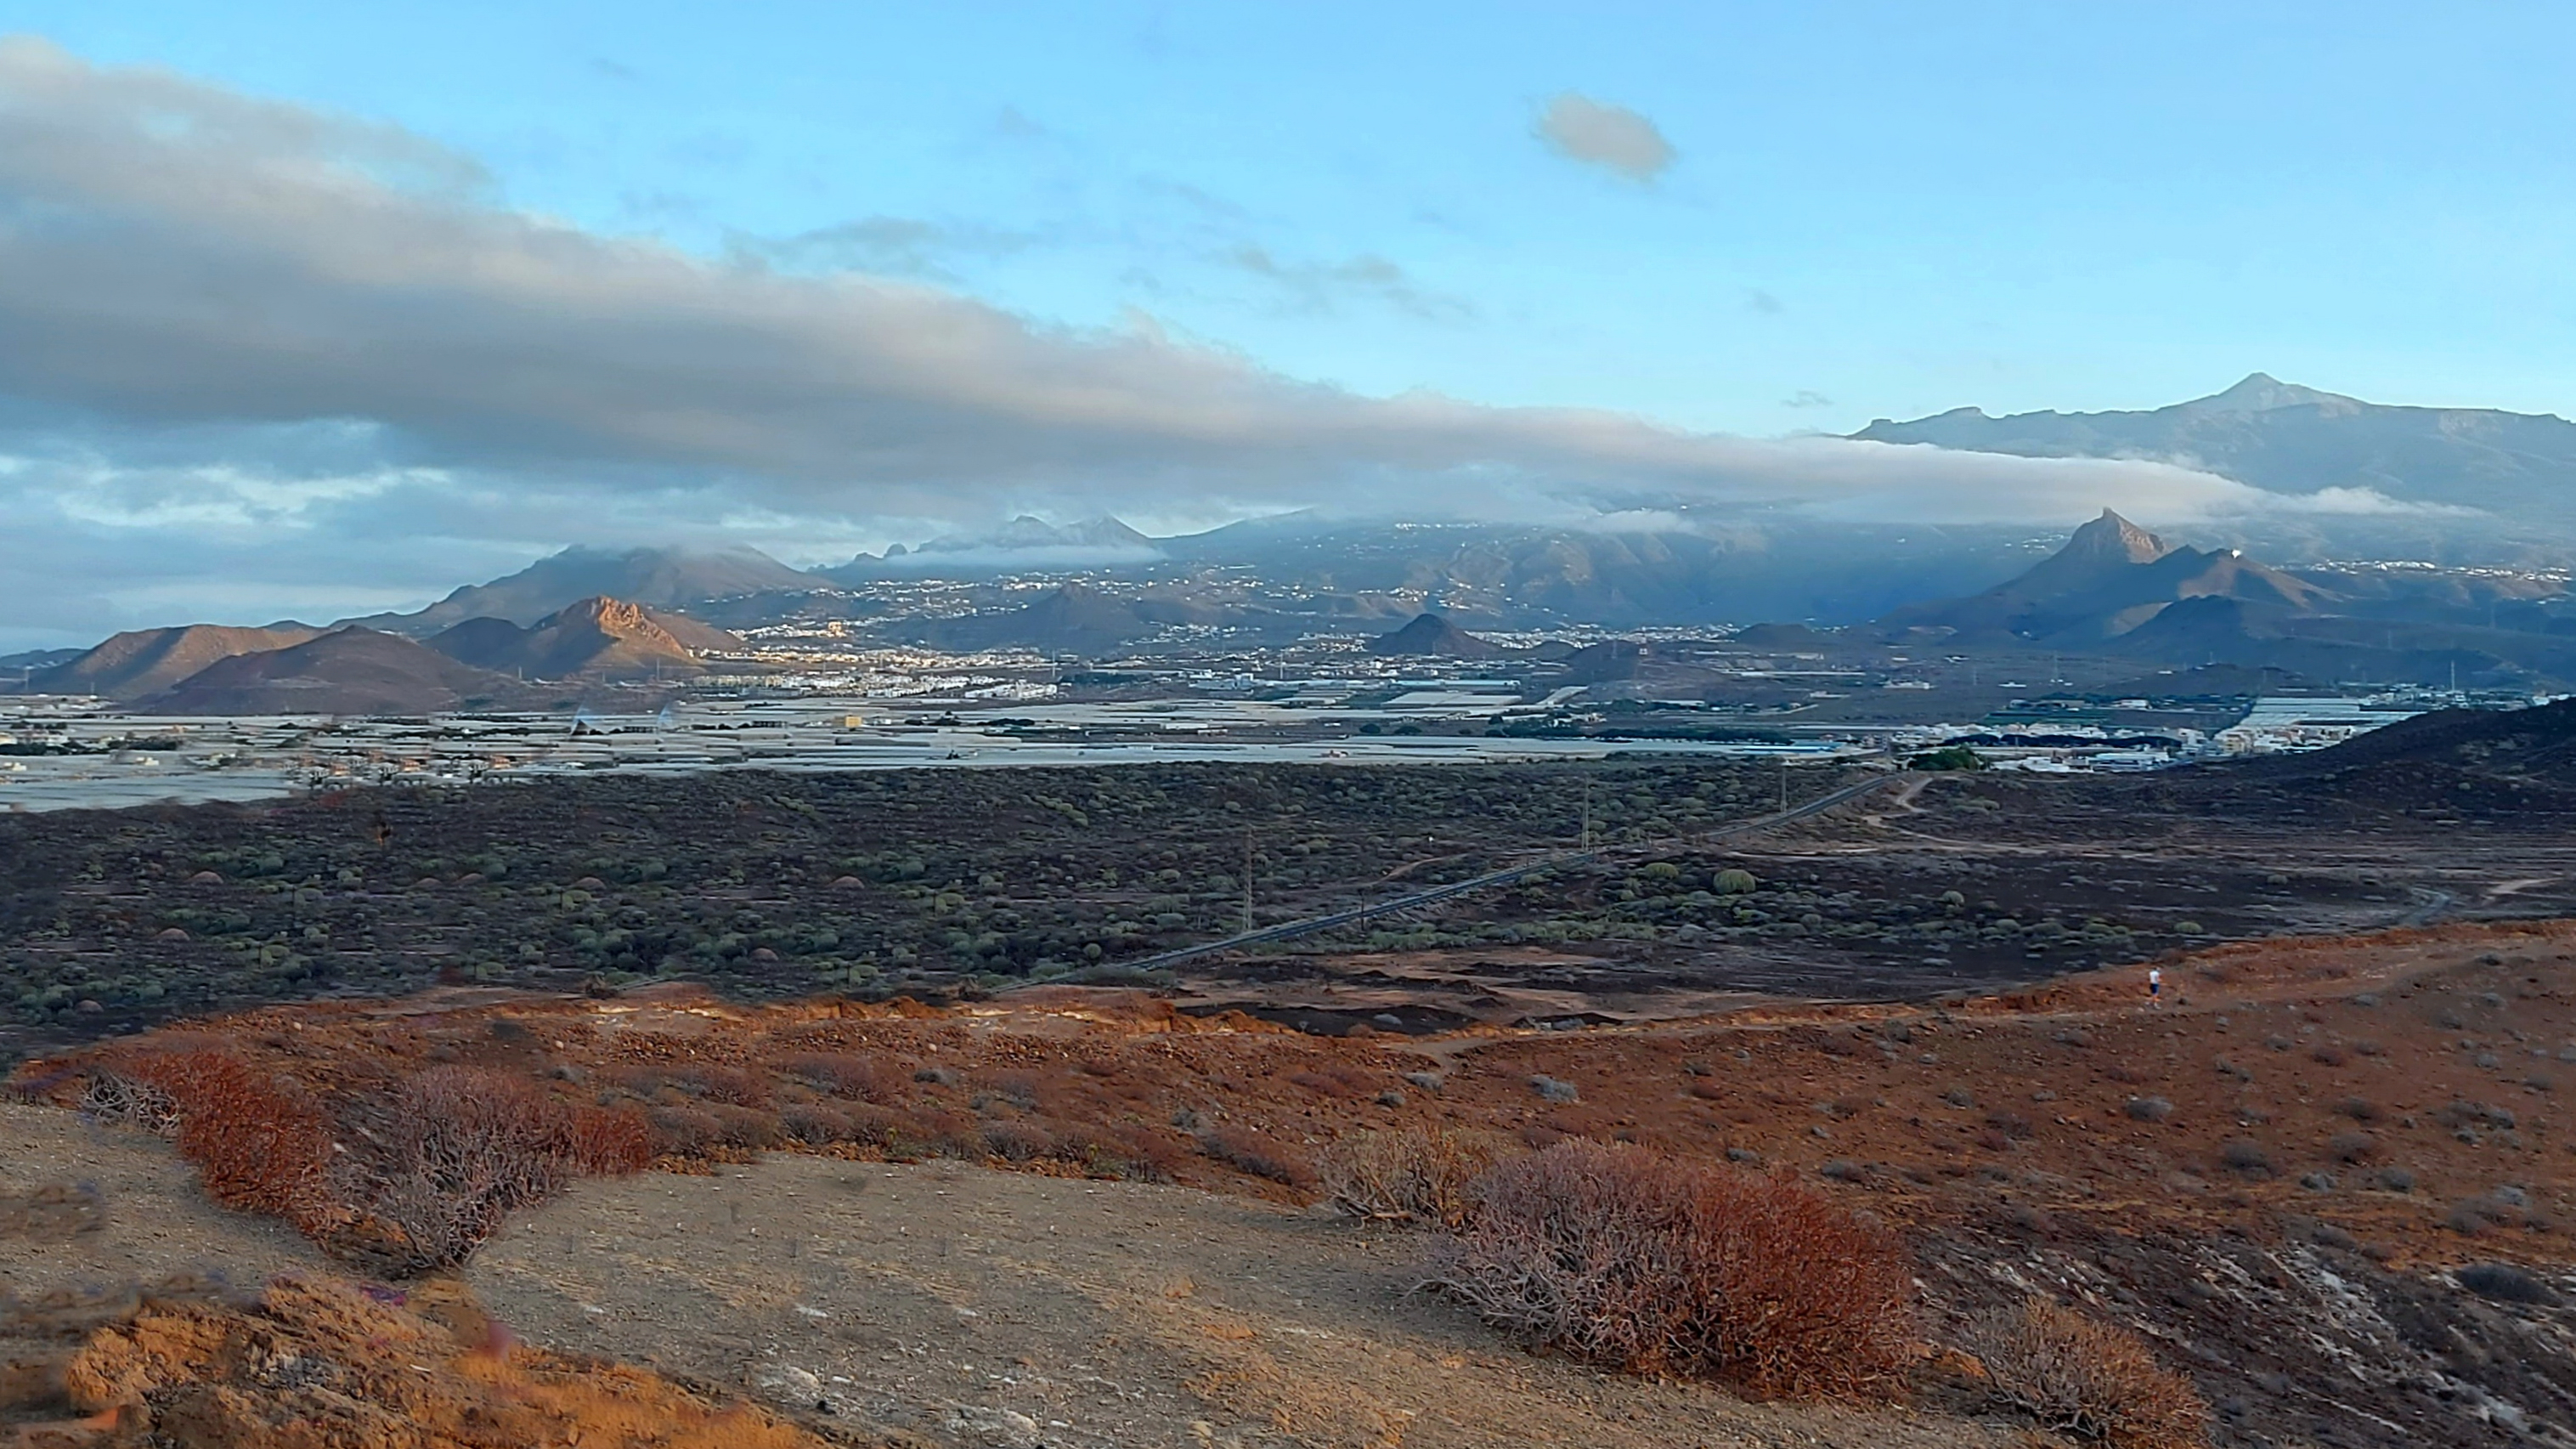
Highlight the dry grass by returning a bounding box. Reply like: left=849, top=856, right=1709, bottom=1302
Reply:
left=1428, top=1141, right=1916, bottom=1400
left=1319, top=1125, right=1509, bottom=1228
left=52, top=1274, right=823, bottom=1449
left=1966, top=1298, right=2210, bottom=1449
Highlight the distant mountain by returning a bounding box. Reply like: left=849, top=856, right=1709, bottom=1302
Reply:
left=825, top=517, right=1161, bottom=580
left=141, top=628, right=519, bottom=716
left=1853, top=373, right=2576, bottom=519
left=0, top=647, right=91, bottom=676
left=353, top=546, right=818, bottom=633
left=1883, top=510, right=2328, bottom=643
left=895, top=583, right=1175, bottom=655
left=1366, top=614, right=1506, bottom=659
left=26, top=624, right=323, bottom=700
left=425, top=597, right=743, bottom=682
left=920, top=516, right=1155, bottom=554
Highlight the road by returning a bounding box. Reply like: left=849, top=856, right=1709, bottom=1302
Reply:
left=1102, top=772, right=1909, bottom=975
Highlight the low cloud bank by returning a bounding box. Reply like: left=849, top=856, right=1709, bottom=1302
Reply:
left=0, top=39, right=2466, bottom=641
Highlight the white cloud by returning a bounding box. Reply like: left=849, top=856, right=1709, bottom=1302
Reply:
left=0, top=38, right=2411, bottom=641
left=1534, top=93, right=1675, bottom=182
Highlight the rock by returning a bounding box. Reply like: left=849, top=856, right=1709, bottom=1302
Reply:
left=944, top=1404, right=1044, bottom=1448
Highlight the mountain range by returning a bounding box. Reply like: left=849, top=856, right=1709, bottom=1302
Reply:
left=1878, top=509, right=2576, bottom=688
left=347, top=546, right=816, bottom=634
left=1854, top=372, right=2576, bottom=522
left=26, top=624, right=325, bottom=701
left=13, top=595, right=745, bottom=713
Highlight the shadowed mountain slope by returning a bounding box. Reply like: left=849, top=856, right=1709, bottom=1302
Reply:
left=141, top=628, right=519, bottom=715
left=1884, top=509, right=2331, bottom=643
left=352, top=547, right=816, bottom=633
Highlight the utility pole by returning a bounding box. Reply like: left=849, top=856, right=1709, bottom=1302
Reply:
left=1243, top=827, right=1256, bottom=935
left=1778, top=758, right=1789, bottom=814
left=1579, top=776, right=1593, bottom=851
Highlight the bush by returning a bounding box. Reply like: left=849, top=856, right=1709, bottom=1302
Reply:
left=1197, top=1126, right=1316, bottom=1189
left=1319, top=1127, right=1505, bottom=1228
left=2219, top=1140, right=2271, bottom=1176
left=777, top=1051, right=907, bottom=1103
left=117, top=1050, right=339, bottom=1235
left=1968, top=1298, right=2209, bottom=1449
left=1428, top=1141, right=1913, bottom=1399
left=360, top=1066, right=651, bottom=1273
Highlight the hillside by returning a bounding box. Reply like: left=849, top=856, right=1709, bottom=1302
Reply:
left=2237, top=697, right=2576, bottom=787
left=24, top=623, right=322, bottom=700
left=353, top=546, right=816, bottom=633
left=426, top=597, right=740, bottom=681
left=1854, top=372, right=2576, bottom=519
left=139, top=628, right=520, bottom=715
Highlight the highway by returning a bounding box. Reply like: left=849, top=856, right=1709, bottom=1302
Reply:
left=1108, top=772, right=1908, bottom=974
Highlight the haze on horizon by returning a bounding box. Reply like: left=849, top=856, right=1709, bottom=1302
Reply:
left=3, top=3, right=2575, bottom=647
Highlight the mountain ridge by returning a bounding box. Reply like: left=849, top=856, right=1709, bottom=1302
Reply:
left=1853, top=374, right=2576, bottom=519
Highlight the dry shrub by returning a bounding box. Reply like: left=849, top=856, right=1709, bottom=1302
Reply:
left=778, top=1101, right=855, bottom=1145
left=646, top=1101, right=780, bottom=1156
left=1428, top=1141, right=1913, bottom=1399
left=980, top=1120, right=1058, bottom=1163
left=117, top=1050, right=341, bottom=1235
left=1319, top=1126, right=1507, bottom=1228
left=1058, top=1124, right=1187, bottom=1182
left=1197, top=1126, right=1317, bottom=1189
left=1288, top=1065, right=1371, bottom=1100
left=1967, top=1298, right=2209, bottom=1449
left=78, top=1070, right=180, bottom=1136
left=359, top=1066, right=652, bottom=1273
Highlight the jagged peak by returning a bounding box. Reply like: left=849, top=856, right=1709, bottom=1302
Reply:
left=2060, top=509, right=2173, bottom=566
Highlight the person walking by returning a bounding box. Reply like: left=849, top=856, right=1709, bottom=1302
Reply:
left=2147, top=965, right=2163, bottom=1008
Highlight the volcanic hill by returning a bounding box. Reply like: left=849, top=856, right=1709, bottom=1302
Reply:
left=139, top=627, right=519, bottom=716
left=23, top=623, right=323, bottom=701
left=426, top=597, right=740, bottom=682
left=1367, top=612, right=1507, bottom=659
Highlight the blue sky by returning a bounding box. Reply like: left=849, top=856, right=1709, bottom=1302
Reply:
left=3, top=3, right=2574, bottom=643
left=23, top=1, right=2576, bottom=431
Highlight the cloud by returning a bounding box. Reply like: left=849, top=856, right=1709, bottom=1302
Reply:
left=2251, top=485, right=2483, bottom=518
left=1781, top=391, right=1833, bottom=410
left=0, top=38, right=2391, bottom=638
left=1534, top=93, right=1675, bottom=182
left=1222, top=244, right=1472, bottom=321
left=733, top=216, right=1037, bottom=281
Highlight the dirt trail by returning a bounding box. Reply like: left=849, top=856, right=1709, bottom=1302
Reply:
left=0, top=1102, right=327, bottom=1299
left=467, top=1154, right=2013, bottom=1449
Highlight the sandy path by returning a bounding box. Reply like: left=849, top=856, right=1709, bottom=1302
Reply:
left=0, top=1102, right=327, bottom=1300
left=468, top=1154, right=2009, bottom=1449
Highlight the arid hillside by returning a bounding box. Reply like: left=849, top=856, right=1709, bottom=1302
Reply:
left=14, top=918, right=2576, bottom=1446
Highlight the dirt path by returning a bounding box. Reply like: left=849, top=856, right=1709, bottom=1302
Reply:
left=467, top=1154, right=2013, bottom=1449
left=0, top=1101, right=326, bottom=1299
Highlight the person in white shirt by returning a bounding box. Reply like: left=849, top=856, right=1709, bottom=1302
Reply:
left=2147, top=965, right=2163, bottom=1007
